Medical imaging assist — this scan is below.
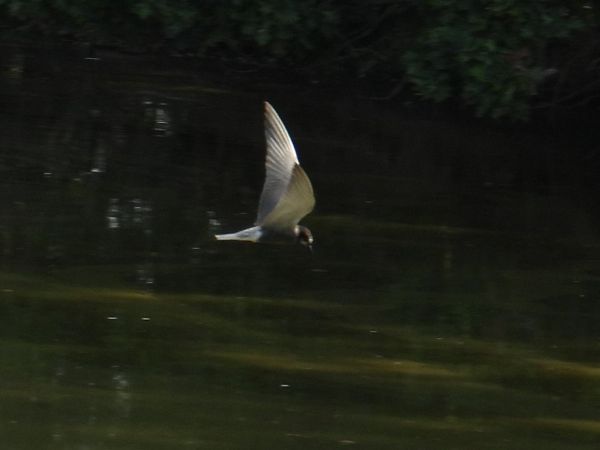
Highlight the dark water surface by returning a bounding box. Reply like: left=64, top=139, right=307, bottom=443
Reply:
left=1, top=44, right=599, bottom=449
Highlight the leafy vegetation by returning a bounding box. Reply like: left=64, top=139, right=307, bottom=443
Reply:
left=401, top=1, right=583, bottom=119
left=1, top=0, right=598, bottom=120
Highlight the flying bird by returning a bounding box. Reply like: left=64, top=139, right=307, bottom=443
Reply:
left=215, top=102, right=315, bottom=248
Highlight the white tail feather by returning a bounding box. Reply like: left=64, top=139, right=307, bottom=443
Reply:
left=215, top=233, right=241, bottom=241
left=214, top=226, right=262, bottom=242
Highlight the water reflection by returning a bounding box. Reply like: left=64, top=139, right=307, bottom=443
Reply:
left=0, top=44, right=599, bottom=449
left=142, top=99, right=173, bottom=137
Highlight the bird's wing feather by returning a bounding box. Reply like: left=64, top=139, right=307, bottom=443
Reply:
left=256, top=102, right=301, bottom=225
left=261, top=164, right=315, bottom=229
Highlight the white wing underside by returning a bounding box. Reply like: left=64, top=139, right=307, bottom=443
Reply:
left=256, top=102, right=315, bottom=229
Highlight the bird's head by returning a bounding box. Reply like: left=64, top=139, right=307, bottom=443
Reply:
left=295, top=225, right=314, bottom=250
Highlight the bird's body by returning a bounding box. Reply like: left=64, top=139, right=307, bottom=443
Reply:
left=214, top=225, right=309, bottom=244
left=215, top=102, right=315, bottom=248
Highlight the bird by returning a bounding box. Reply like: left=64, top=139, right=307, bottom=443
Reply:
left=214, top=101, right=315, bottom=248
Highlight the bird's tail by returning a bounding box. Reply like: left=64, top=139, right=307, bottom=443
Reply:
left=214, top=233, right=239, bottom=241
left=214, top=226, right=262, bottom=242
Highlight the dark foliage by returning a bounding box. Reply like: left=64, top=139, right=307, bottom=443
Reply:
left=1, top=0, right=599, bottom=120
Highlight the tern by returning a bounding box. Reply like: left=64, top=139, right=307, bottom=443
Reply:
left=215, top=102, right=315, bottom=248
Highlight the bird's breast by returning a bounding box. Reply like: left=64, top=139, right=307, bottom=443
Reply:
left=257, top=227, right=296, bottom=244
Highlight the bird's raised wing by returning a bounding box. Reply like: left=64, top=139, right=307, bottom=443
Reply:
left=256, top=102, right=314, bottom=226
left=261, top=164, right=315, bottom=229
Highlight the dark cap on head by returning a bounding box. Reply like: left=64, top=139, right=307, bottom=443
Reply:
left=296, top=225, right=313, bottom=248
